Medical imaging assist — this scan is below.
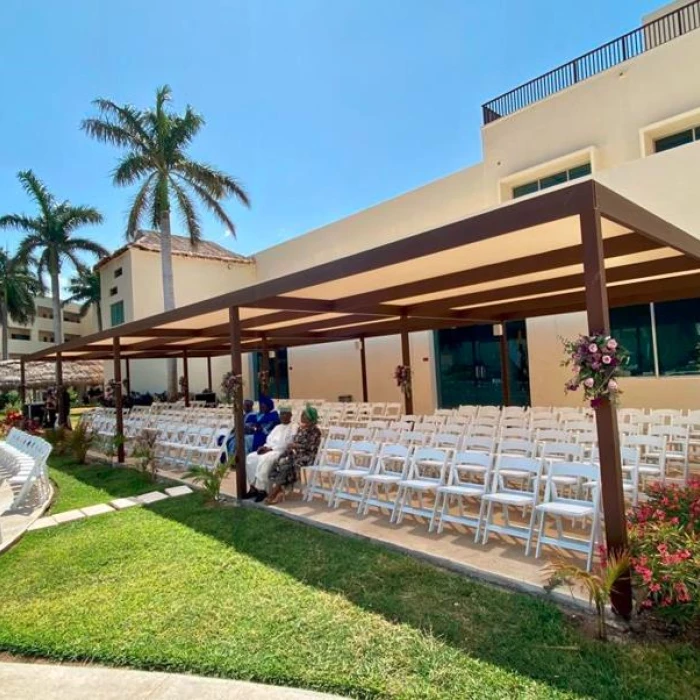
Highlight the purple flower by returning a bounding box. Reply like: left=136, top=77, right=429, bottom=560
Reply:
left=588, top=343, right=598, bottom=353
left=601, top=355, right=612, bottom=365
left=591, top=362, right=601, bottom=370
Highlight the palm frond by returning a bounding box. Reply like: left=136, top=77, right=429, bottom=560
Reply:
left=113, top=152, right=154, bottom=187
left=16, top=170, right=54, bottom=218
left=176, top=161, right=250, bottom=206
left=181, top=176, right=238, bottom=237
left=64, top=237, right=109, bottom=260
left=126, top=173, right=156, bottom=241
left=82, top=98, right=150, bottom=149
left=170, top=177, right=201, bottom=244
left=57, top=205, right=104, bottom=232
left=0, top=214, right=41, bottom=233
left=166, top=104, right=204, bottom=154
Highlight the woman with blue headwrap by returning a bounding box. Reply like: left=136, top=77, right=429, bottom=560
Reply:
left=265, top=405, right=321, bottom=504
left=251, top=396, right=280, bottom=451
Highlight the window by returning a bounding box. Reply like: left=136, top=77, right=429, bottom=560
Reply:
left=10, top=331, right=31, bottom=341
left=64, top=333, right=81, bottom=341
left=110, top=301, right=125, bottom=327
left=654, top=299, right=700, bottom=376
left=110, top=286, right=118, bottom=296
left=37, top=306, right=53, bottom=320
left=512, top=162, right=591, bottom=199
left=610, top=305, right=655, bottom=376
left=63, top=311, right=81, bottom=323
left=654, top=126, right=700, bottom=153
left=114, top=267, right=123, bottom=278
left=39, top=331, right=55, bottom=344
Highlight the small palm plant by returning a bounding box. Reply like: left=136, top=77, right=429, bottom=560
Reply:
left=184, top=461, right=230, bottom=503
left=66, top=422, right=96, bottom=464
left=132, top=429, right=159, bottom=481
left=545, top=550, right=630, bottom=641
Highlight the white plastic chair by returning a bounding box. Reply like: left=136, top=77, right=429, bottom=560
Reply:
left=330, top=441, right=380, bottom=508
left=358, top=445, right=411, bottom=516
left=391, top=448, right=449, bottom=525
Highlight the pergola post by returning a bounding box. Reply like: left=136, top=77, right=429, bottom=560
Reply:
left=400, top=315, right=414, bottom=414
left=359, top=336, right=369, bottom=402
left=261, top=334, right=270, bottom=396
left=19, top=358, right=27, bottom=409
left=229, top=306, right=246, bottom=498
left=273, top=349, right=281, bottom=400
left=207, top=356, right=213, bottom=393
left=182, top=350, right=190, bottom=407
left=56, top=352, right=64, bottom=427
left=499, top=322, right=511, bottom=407
left=125, top=358, right=131, bottom=396
left=113, top=338, right=125, bottom=464
left=580, top=206, right=632, bottom=618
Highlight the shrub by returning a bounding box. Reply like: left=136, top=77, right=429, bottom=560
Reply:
left=65, top=423, right=96, bottom=464
left=628, top=480, right=700, bottom=628
left=184, top=461, right=229, bottom=502
left=44, top=426, right=69, bottom=455
left=132, top=429, right=158, bottom=481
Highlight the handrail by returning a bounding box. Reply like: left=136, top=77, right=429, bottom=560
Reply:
left=482, top=1, right=700, bottom=125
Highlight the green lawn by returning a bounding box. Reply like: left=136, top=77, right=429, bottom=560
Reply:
left=0, top=467, right=697, bottom=699
left=48, top=456, right=175, bottom=513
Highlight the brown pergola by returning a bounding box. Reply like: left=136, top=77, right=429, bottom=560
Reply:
left=24, top=179, right=700, bottom=615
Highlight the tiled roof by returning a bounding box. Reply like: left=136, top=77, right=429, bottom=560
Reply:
left=96, top=230, right=253, bottom=269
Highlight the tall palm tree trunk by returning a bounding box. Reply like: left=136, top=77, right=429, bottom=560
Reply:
left=0, top=302, right=8, bottom=361
left=50, top=263, right=64, bottom=345
left=160, top=210, right=178, bottom=399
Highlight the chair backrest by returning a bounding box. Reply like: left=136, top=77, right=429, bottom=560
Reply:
left=327, top=426, right=351, bottom=440
left=432, top=432, right=460, bottom=450
left=449, top=450, right=493, bottom=488
left=498, top=438, right=535, bottom=458
left=346, top=441, right=380, bottom=470
left=376, top=428, right=400, bottom=444
left=469, top=423, right=498, bottom=438
left=462, top=435, right=495, bottom=453
left=400, top=430, right=430, bottom=446
left=318, top=438, right=349, bottom=467
left=407, top=447, right=449, bottom=483
left=500, top=427, right=532, bottom=441
left=491, top=455, right=543, bottom=495
left=350, top=427, right=373, bottom=442
left=541, top=441, right=584, bottom=461
left=373, top=444, right=411, bottom=478
left=544, top=461, right=600, bottom=504
left=536, top=428, right=570, bottom=444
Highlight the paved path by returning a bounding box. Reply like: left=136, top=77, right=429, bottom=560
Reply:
left=0, top=662, right=346, bottom=699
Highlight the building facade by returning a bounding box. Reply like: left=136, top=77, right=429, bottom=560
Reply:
left=1, top=296, right=97, bottom=360
left=101, top=0, right=700, bottom=410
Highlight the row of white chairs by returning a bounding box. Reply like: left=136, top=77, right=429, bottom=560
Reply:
left=0, top=428, right=52, bottom=517
left=302, top=442, right=602, bottom=570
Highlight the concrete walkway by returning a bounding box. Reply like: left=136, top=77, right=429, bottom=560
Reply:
left=0, top=662, right=346, bottom=699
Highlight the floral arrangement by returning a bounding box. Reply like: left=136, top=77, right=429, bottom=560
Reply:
left=221, top=371, right=244, bottom=411
left=627, top=479, right=700, bottom=626
left=1, top=410, right=40, bottom=437
left=257, top=369, right=270, bottom=394
left=394, top=364, right=412, bottom=397
left=561, top=332, right=630, bottom=408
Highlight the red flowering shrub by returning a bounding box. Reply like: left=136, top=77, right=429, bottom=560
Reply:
left=628, top=479, right=700, bottom=626
left=0, top=410, right=40, bottom=437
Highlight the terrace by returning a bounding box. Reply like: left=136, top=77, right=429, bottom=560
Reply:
left=482, top=0, right=700, bottom=124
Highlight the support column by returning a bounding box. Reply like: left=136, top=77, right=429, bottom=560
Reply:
left=273, top=349, right=281, bottom=400
left=56, top=352, right=64, bottom=427
left=229, top=307, right=246, bottom=498
left=580, top=205, right=632, bottom=618
left=260, top=334, right=270, bottom=396
left=499, top=323, right=511, bottom=407
left=359, top=337, right=369, bottom=402
left=207, top=356, right=213, bottom=393
left=400, top=315, right=414, bottom=414
left=113, top=338, right=125, bottom=464
left=182, top=350, right=190, bottom=407
left=125, top=358, right=131, bottom=396
left=19, top=358, right=27, bottom=409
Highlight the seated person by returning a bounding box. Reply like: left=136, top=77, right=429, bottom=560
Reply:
left=250, top=395, right=280, bottom=451
left=244, top=406, right=297, bottom=502
left=266, top=405, right=322, bottom=505
left=243, top=399, right=258, bottom=453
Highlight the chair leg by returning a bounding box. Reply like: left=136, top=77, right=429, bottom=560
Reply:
left=525, top=502, right=538, bottom=556
left=534, top=510, right=544, bottom=560
left=481, top=500, right=494, bottom=545
left=428, top=492, right=441, bottom=532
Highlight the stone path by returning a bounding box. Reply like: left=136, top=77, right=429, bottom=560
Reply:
left=0, top=661, right=344, bottom=699
left=27, top=485, right=193, bottom=532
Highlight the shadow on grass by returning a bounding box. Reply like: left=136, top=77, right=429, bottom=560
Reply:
left=144, top=494, right=698, bottom=700
left=47, top=456, right=178, bottom=513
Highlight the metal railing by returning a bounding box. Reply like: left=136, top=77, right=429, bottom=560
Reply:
left=482, top=1, right=700, bottom=125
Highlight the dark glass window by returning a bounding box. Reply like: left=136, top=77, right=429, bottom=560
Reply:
left=110, top=301, right=125, bottom=327
left=654, top=298, right=700, bottom=376
left=114, top=267, right=123, bottom=278
left=654, top=128, right=695, bottom=153
left=110, top=286, right=118, bottom=296
left=609, top=304, right=654, bottom=376
left=10, top=332, right=31, bottom=341
left=512, top=162, right=591, bottom=199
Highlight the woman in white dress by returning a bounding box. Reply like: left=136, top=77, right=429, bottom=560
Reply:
left=243, top=407, right=297, bottom=502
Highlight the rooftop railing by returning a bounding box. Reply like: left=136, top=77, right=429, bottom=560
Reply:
left=482, top=1, right=700, bottom=125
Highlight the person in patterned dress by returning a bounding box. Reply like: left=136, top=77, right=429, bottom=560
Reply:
left=265, top=405, right=322, bottom=504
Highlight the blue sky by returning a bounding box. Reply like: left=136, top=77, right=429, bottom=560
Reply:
left=1, top=0, right=661, bottom=268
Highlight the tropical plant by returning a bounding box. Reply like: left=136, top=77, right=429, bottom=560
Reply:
left=82, top=85, right=251, bottom=397
left=44, top=426, right=68, bottom=456
left=64, top=266, right=103, bottom=331
left=132, top=428, right=159, bottom=481
left=184, top=461, right=229, bottom=502
left=65, top=422, right=96, bottom=464
left=0, top=171, right=107, bottom=345
left=0, top=249, right=43, bottom=360
left=545, top=550, right=630, bottom=640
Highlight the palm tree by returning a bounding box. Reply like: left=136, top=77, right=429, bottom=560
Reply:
left=81, top=85, right=250, bottom=397
left=0, top=250, right=43, bottom=360
left=64, top=266, right=103, bottom=332
left=0, top=171, right=107, bottom=346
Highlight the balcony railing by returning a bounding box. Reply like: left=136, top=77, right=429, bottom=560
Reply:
left=482, top=0, right=700, bottom=125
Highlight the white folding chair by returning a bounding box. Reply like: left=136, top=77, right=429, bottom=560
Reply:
left=358, top=444, right=411, bottom=516
left=330, top=441, right=380, bottom=508
left=303, top=439, right=349, bottom=503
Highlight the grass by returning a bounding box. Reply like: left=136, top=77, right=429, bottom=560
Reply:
left=47, top=456, right=175, bottom=513
left=0, top=464, right=697, bottom=699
